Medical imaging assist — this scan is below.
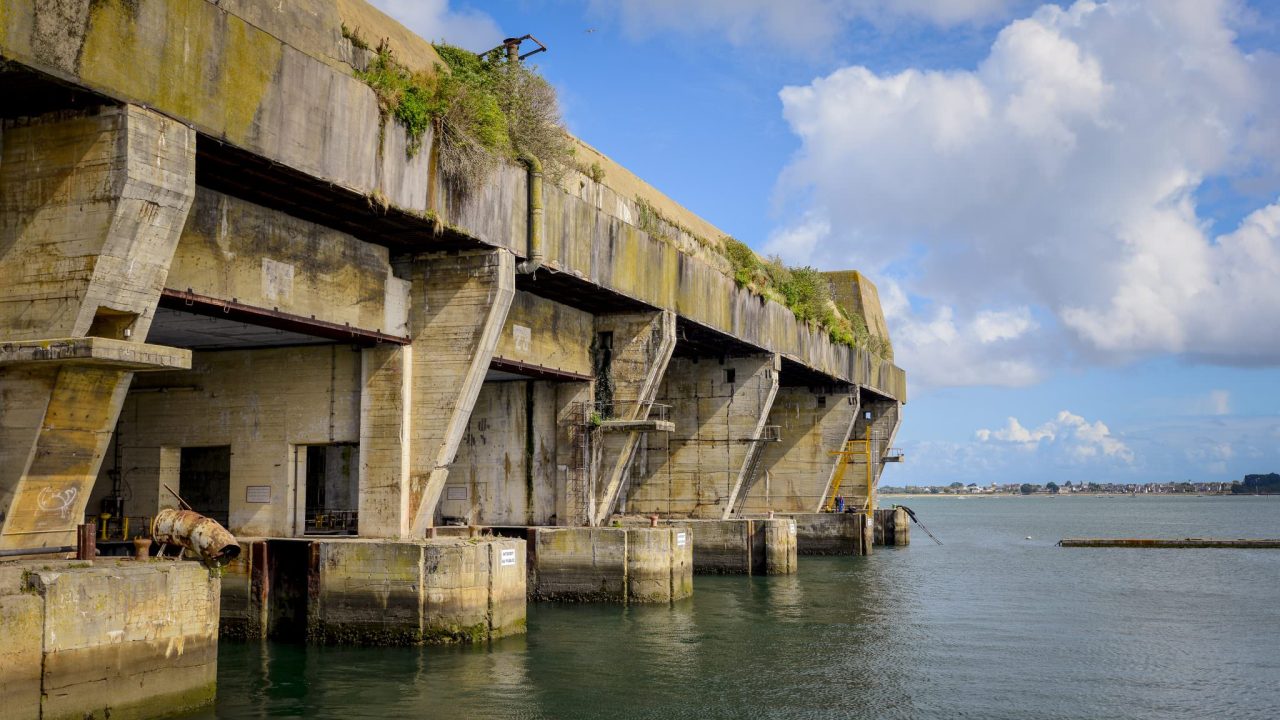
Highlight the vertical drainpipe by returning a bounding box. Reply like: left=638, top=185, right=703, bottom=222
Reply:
left=516, top=151, right=544, bottom=276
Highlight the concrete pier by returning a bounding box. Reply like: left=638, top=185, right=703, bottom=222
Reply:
left=1, top=559, right=219, bottom=720
left=790, top=512, right=875, bottom=556
left=661, top=518, right=798, bottom=574
left=524, top=527, right=693, bottom=602
left=220, top=537, right=526, bottom=644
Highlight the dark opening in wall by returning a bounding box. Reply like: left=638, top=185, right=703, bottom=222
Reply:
left=724, top=368, right=736, bottom=384
left=817, top=395, right=826, bottom=408
left=179, top=446, right=231, bottom=527
left=303, top=444, right=359, bottom=535
left=593, top=331, right=615, bottom=417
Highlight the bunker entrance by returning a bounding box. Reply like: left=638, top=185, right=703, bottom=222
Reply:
left=179, top=445, right=231, bottom=527
left=301, top=444, right=359, bottom=535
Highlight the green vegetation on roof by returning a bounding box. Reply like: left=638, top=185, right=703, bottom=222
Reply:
left=721, top=236, right=891, bottom=358
left=346, top=28, right=571, bottom=192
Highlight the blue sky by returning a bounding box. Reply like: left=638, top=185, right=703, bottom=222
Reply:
left=370, top=0, right=1280, bottom=487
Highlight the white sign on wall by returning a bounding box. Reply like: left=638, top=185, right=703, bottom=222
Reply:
left=790, top=521, right=797, bottom=536
left=261, top=258, right=295, bottom=302
left=245, top=485, right=272, bottom=504
left=446, top=486, right=468, bottom=501
left=676, top=532, right=687, bottom=548
left=500, top=548, right=517, bottom=566
left=513, top=325, right=532, bottom=353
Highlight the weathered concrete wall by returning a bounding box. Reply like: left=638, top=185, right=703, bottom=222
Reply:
left=528, top=527, right=692, bottom=602
left=825, top=270, right=893, bottom=359
left=442, top=380, right=559, bottom=526
left=0, top=105, right=195, bottom=551
left=169, top=188, right=409, bottom=336
left=627, top=354, right=779, bottom=518
left=308, top=537, right=525, bottom=644
left=746, top=386, right=858, bottom=515
left=541, top=181, right=907, bottom=401
left=0, top=0, right=905, bottom=404
left=492, top=291, right=594, bottom=378
left=0, top=559, right=219, bottom=720
left=96, top=345, right=362, bottom=536
left=0, top=565, right=43, bottom=720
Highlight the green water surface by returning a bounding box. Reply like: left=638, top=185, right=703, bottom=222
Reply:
left=190, top=496, right=1280, bottom=719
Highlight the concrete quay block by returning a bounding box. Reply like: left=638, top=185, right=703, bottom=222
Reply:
left=302, top=537, right=527, bottom=645
left=529, top=527, right=692, bottom=602
left=664, top=519, right=797, bottom=575
left=312, top=540, right=425, bottom=644
left=1, top=560, right=220, bottom=720
left=789, top=512, right=870, bottom=556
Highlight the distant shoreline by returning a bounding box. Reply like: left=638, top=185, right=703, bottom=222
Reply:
left=878, top=492, right=1262, bottom=499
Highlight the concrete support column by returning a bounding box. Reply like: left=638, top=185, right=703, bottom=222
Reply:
left=626, top=353, right=779, bottom=518
left=586, top=310, right=676, bottom=526
left=402, top=250, right=515, bottom=535
left=746, top=385, right=859, bottom=515
left=0, top=106, right=195, bottom=551
left=358, top=345, right=413, bottom=537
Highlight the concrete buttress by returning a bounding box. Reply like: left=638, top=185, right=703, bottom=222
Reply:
left=0, top=105, right=195, bottom=551
left=746, top=385, right=860, bottom=514
left=403, top=250, right=515, bottom=535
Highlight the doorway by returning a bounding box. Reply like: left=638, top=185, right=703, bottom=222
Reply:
left=302, top=443, right=359, bottom=535
left=179, top=445, right=231, bottom=526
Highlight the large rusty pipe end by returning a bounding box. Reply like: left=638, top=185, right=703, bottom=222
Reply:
left=152, top=508, right=241, bottom=567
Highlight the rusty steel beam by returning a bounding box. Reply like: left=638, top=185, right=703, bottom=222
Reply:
left=489, top=357, right=592, bottom=382
left=159, top=288, right=410, bottom=346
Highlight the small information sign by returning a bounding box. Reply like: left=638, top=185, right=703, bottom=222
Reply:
left=500, top=548, right=517, bottom=566
left=246, top=485, right=271, bottom=504
left=676, top=532, right=687, bottom=548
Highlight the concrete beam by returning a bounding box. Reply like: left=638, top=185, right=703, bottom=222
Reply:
left=0, top=338, right=191, bottom=371
left=0, top=106, right=195, bottom=551
left=404, top=251, right=516, bottom=535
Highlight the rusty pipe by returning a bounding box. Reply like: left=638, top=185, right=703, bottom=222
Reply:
left=151, top=508, right=241, bottom=567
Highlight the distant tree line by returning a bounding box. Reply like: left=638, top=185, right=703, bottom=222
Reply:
left=1232, top=473, right=1280, bottom=494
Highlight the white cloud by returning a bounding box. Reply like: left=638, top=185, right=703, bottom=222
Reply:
left=973, top=307, right=1037, bottom=344
left=977, top=409, right=1134, bottom=463
left=591, top=0, right=1020, bottom=51
left=771, top=0, right=1280, bottom=386
left=368, top=0, right=502, bottom=50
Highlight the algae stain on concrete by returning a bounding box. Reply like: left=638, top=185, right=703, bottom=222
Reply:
left=77, top=0, right=281, bottom=144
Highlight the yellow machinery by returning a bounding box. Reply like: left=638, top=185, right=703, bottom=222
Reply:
left=825, top=438, right=874, bottom=513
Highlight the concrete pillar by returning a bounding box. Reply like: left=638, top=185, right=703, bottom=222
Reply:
left=585, top=310, right=676, bottom=526
left=391, top=250, right=515, bottom=536
left=0, top=106, right=196, bottom=551
left=745, top=385, right=859, bottom=515
left=626, top=353, right=779, bottom=519
left=358, top=345, right=413, bottom=537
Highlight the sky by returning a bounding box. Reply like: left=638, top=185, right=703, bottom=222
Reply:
left=369, top=0, right=1280, bottom=488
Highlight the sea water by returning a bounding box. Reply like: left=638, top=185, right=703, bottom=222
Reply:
left=189, top=495, right=1280, bottom=719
